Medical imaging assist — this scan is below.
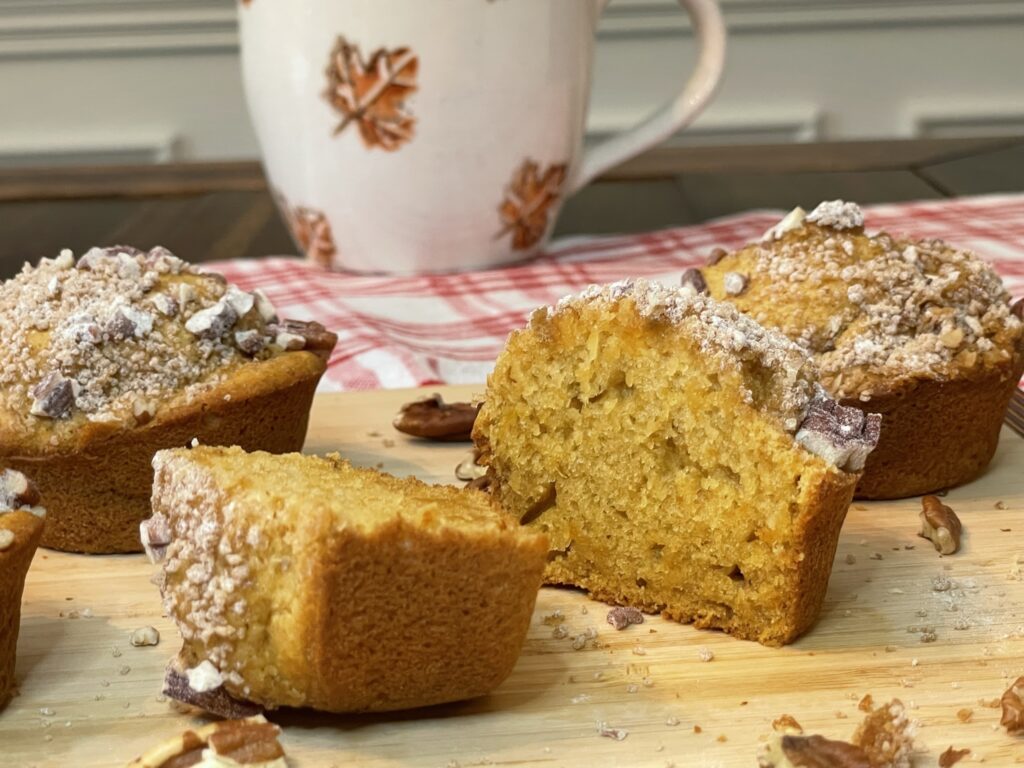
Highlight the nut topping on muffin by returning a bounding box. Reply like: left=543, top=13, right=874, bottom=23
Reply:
left=0, top=246, right=329, bottom=428
left=126, top=715, right=284, bottom=768
left=795, top=389, right=881, bottom=473
left=0, top=468, right=42, bottom=512
left=805, top=200, right=865, bottom=230
left=29, top=372, right=79, bottom=419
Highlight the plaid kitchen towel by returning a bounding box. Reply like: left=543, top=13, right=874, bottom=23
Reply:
left=212, top=194, right=1024, bottom=392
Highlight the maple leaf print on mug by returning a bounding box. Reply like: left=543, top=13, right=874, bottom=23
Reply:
left=323, top=36, right=419, bottom=151
left=292, top=207, right=337, bottom=269
left=496, top=159, right=569, bottom=250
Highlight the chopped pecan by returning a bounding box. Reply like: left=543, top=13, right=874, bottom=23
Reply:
left=129, top=626, right=160, bottom=647
left=393, top=394, right=479, bottom=441
left=0, top=468, right=41, bottom=511
left=270, top=319, right=337, bottom=352
left=76, top=245, right=143, bottom=270
left=163, top=665, right=263, bottom=720
left=1011, top=297, right=1023, bottom=320
left=185, top=299, right=238, bottom=339
left=105, top=305, right=153, bottom=341
left=759, top=734, right=870, bottom=768
left=30, top=371, right=78, bottom=419
left=455, top=451, right=487, bottom=482
left=606, top=606, right=644, bottom=630
left=126, top=716, right=282, bottom=768
left=852, top=699, right=914, bottom=768
left=706, top=247, right=728, bottom=266
left=465, top=475, right=492, bottom=493
left=252, top=289, right=278, bottom=323
left=918, top=496, right=962, bottom=555
left=224, top=286, right=255, bottom=318
left=795, top=389, right=881, bottom=472
left=723, top=271, right=749, bottom=296
left=771, top=714, right=803, bottom=734
left=786, top=735, right=869, bottom=768
left=234, top=329, right=267, bottom=356
left=207, top=720, right=286, bottom=764
left=680, top=268, right=708, bottom=295
left=151, top=293, right=179, bottom=317
left=1002, top=676, right=1024, bottom=733
left=938, top=746, right=970, bottom=767
left=140, top=513, right=172, bottom=564
left=133, top=397, right=158, bottom=426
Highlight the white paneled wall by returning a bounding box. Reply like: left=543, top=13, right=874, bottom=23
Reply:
left=0, top=0, right=1022, bottom=165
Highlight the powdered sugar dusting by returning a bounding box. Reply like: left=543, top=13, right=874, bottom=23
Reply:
left=806, top=200, right=864, bottom=230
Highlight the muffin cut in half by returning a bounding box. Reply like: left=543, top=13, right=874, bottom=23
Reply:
left=145, top=446, right=548, bottom=714
left=700, top=201, right=1024, bottom=499
left=0, top=246, right=337, bottom=553
left=473, top=279, right=879, bottom=646
left=0, top=468, right=46, bottom=709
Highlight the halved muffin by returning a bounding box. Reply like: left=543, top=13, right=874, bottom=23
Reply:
left=473, top=279, right=879, bottom=646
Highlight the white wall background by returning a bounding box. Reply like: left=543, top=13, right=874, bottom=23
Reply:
left=0, top=0, right=1022, bottom=166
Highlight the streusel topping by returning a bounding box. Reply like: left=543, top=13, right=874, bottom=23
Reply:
left=0, top=246, right=326, bottom=430
left=706, top=201, right=1022, bottom=397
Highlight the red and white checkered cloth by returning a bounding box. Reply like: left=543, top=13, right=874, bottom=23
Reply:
left=213, top=194, right=1024, bottom=392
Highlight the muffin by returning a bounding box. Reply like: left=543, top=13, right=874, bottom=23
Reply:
left=145, top=446, right=548, bottom=714
left=473, top=279, right=879, bottom=646
left=700, top=201, right=1024, bottom=499
left=0, top=468, right=46, bottom=709
left=0, top=246, right=337, bottom=553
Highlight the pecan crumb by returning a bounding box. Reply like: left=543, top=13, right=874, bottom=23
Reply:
left=129, top=626, right=160, bottom=647
left=771, top=714, right=803, bottom=734
left=706, top=247, right=728, bottom=266
left=393, top=394, right=479, bottom=441
left=596, top=721, right=628, bottom=741
left=680, top=268, right=708, bottom=295
left=857, top=694, right=873, bottom=712
left=956, top=707, right=973, bottom=723
left=918, top=495, right=962, bottom=555
left=938, top=746, right=970, bottom=767
left=606, top=606, right=644, bottom=630
left=1001, top=676, right=1024, bottom=733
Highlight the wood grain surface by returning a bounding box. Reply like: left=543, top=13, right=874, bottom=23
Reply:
left=3, top=384, right=1023, bottom=767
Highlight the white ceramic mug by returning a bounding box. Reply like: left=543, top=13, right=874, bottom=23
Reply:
left=239, top=0, right=725, bottom=274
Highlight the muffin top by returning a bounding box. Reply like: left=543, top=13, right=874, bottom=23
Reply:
left=701, top=201, right=1023, bottom=398
left=0, top=246, right=334, bottom=445
left=539, top=279, right=879, bottom=472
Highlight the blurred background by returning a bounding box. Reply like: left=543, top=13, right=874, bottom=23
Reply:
left=3, top=0, right=1021, bottom=163
left=1, top=0, right=1023, bottom=269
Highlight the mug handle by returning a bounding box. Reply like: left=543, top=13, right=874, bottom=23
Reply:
left=568, top=0, right=727, bottom=194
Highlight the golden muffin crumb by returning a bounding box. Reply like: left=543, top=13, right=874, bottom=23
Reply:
left=474, top=279, right=877, bottom=646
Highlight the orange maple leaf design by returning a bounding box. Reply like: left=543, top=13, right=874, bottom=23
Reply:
left=279, top=203, right=336, bottom=269
left=496, top=160, right=568, bottom=250
left=323, top=36, right=418, bottom=151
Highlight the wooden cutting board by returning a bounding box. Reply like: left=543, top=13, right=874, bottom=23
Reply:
left=4, top=385, right=1023, bottom=767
